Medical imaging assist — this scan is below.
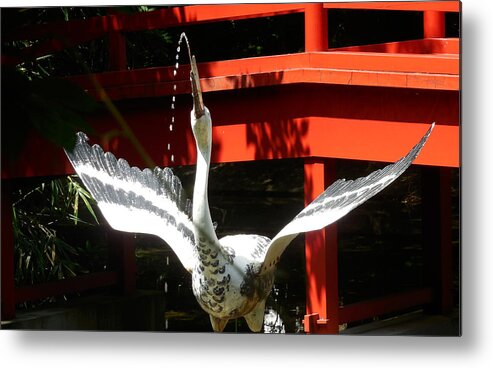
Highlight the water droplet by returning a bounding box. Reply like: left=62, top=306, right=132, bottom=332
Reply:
left=167, top=143, right=171, bottom=150
left=169, top=124, right=173, bottom=131
left=173, top=84, right=177, bottom=91
left=171, top=117, right=175, bottom=123
left=172, top=96, right=176, bottom=102
left=176, top=54, right=180, bottom=60
left=175, top=62, right=179, bottom=69
left=173, top=70, right=177, bottom=77
left=171, top=154, right=175, bottom=162
left=171, top=103, right=175, bottom=109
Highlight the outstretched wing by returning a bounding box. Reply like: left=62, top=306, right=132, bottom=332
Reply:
left=65, top=132, right=196, bottom=272
left=260, top=123, right=435, bottom=273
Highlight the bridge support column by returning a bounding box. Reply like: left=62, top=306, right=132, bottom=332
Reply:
left=303, top=158, right=339, bottom=334
left=422, top=166, right=454, bottom=315
left=424, top=10, right=445, bottom=38
left=1, top=180, right=16, bottom=321
left=108, top=231, right=137, bottom=296
left=304, top=3, right=328, bottom=52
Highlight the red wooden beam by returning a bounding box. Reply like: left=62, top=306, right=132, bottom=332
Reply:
left=339, top=288, right=433, bottom=324
left=1, top=181, right=16, bottom=320
left=5, top=4, right=305, bottom=42
left=120, top=4, right=305, bottom=32
left=14, top=271, right=119, bottom=303
left=0, top=114, right=459, bottom=180
left=108, top=31, right=127, bottom=71
left=304, top=159, right=339, bottom=334
left=66, top=51, right=459, bottom=102
left=323, top=1, right=460, bottom=12
left=212, top=119, right=459, bottom=168
left=422, top=167, right=454, bottom=314
left=332, top=38, right=459, bottom=54
left=107, top=231, right=136, bottom=296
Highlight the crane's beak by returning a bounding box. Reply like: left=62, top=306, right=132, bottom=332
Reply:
left=190, top=55, right=205, bottom=119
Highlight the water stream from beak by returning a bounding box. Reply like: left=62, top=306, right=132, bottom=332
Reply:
left=168, top=32, right=193, bottom=164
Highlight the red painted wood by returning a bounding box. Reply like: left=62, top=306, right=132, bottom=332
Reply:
left=338, top=288, right=433, bottom=324
left=422, top=167, right=454, bottom=314
left=323, top=1, right=459, bottom=12
left=439, top=168, right=454, bottom=313
left=107, top=231, right=136, bottom=296
left=1, top=80, right=460, bottom=180
left=4, top=2, right=459, bottom=45
left=304, top=3, right=328, bottom=51
left=14, top=272, right=119, bottom=303
left=4, top=4, right=305, bottom=42
left=1, top=181, right=16, bottom=320
left=108, top=31, right=127, bottom=71
left=333, top=38, right=459, bottom=55
left=304, top=159, right=339, bottom=334
left=68, top=52, right=459, bottom=93
left=424, top=11, right=446, bottom=38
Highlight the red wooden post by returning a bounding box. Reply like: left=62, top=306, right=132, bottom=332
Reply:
left=423, top=10, right=446, bottom=38
left=1, top=181, right=16, bottom=320
left=422, top=166, right=453, bottom=314
left=304, top=3, right=328, bottom=52
left=303, top=159, right=339, bottom=334
left=107, top=9, right=127, bottom=71
left=107, top=230, right=136, bottom=295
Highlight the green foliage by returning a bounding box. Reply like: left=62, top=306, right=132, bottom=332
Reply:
left=1, top=68, right=98, bottom=163
left=12, top=176, right=102, bottom=290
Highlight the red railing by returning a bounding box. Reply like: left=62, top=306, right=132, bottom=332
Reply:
left=2, top=2, right=460, bottom=333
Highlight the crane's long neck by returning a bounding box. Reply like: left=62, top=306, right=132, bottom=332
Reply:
left=192, top=110, right=218, bottom=245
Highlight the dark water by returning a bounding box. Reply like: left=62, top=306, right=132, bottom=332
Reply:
left=134, top=159, right=460, bottom=333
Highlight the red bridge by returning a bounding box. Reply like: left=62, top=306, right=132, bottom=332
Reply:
left=1, top=2, right=460, bottom=333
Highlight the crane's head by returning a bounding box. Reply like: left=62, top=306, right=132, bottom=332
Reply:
left=190, top=55, right=212, bottom=153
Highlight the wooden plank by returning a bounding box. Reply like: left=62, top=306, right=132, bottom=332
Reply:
left=120, top=4, right=305, bottom=32
left=323, top=1, right=460, bottom=12
left=5, top=4, right=304, bottom=41
left=1, top=115, right=459, bottom=180
left=339, top=288, right=434, bottom=324
left=332, top=38, right=459, bottom=54
left=67, top=52, right=459, bottom=102
left=14, top=272, right=119, bottom=303
left=77, top=69, right=458, bottom=101
left=212, top=119, right=459, bottom=168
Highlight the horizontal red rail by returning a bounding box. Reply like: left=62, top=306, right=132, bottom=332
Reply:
left=5, top=2, right=459, bottom=42
left=68, top=51, right=459, bottom=103
left=324, top=1, right=459, bottom=12
left=4, top=2, right=460, bottom=66
left=339, top=287, right=433, bottom=324
left=333, top=37, right=459, bottom=54
left=14, top=271, right=118, bottom=303
left=5, top=4, right=305, bottom=42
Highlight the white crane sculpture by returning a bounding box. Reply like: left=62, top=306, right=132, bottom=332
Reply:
left=65, top=52, right=434, bottom=333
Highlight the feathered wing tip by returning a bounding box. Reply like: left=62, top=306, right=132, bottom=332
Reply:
left=260, top=123, right=435, bottom=273
left=65, top=132, right=197, bottom=272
